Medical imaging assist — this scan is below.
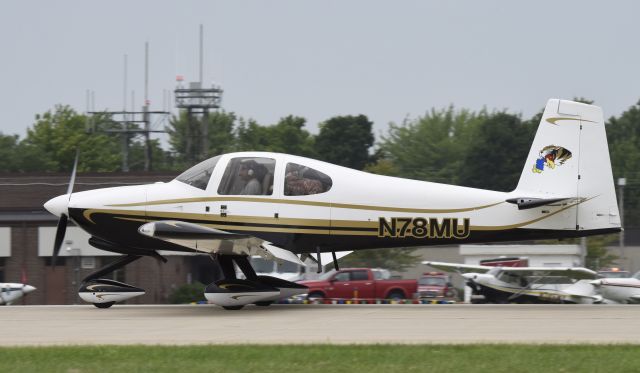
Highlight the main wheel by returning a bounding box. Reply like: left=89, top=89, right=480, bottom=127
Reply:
left=307, top=291, right=324, bottom=301
left=387, top=291, right=405, bottom=301
left=93, top=302, right=115, bottom=309
left=222, top=305, right=244, bottom=310
left=255, top=301, right=273, bottom=307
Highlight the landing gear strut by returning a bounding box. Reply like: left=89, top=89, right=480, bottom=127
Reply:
left=78, top=254, right=146, bottom=308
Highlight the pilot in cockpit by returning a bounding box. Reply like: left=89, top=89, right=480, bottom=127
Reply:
left=238, top=160, right=263, bottom=195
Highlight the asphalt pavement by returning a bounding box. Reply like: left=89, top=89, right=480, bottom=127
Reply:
left=1, top=304, right=639, bottom=345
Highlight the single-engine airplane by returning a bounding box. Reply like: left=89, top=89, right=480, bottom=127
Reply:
left=425, top=261, right=601, bottom=304
left=0, top=283, right=36, bottom=305
left=44, top=99, right=621, bottom=310
left=590, top=272, right=640, bottom=304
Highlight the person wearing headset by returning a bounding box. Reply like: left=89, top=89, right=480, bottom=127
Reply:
left=238, top=160, right=262, bottom=195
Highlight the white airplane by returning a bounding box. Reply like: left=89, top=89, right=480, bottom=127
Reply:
left=0, top=283, right=36, bottom=305
left=43, top=99, right=621, bottom=310
left=590, top=273, right=640, bottom=304
left=425, top=261, right=601, bottom=304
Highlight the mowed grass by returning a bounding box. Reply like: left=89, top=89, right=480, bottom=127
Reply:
left=1, top=344, right=640, bottom=373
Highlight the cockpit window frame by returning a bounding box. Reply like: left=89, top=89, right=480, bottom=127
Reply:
left=283, top=162, right=333, bottom=196
left=174, top=155, right=222, bottom=190
left=217, top=156, right=276, bottom=196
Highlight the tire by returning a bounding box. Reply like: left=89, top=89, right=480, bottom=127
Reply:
left=255, top=301, right=273, bottom=307
left=307, top=291, right=324, bottom=301
left=387, top=290, right=405, bottom=301
left=94, top=302, right=115, bottom=309
left=222, top=305, right=244, bottom=310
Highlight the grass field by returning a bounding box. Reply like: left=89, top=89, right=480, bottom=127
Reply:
left=1, top=344, right=640, bottom=372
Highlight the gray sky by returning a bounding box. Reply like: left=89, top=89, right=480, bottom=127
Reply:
left=2, top=1, right=639, bottom=145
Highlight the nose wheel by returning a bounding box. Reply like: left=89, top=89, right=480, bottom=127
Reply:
left=93, top=302, right=116, bottom=309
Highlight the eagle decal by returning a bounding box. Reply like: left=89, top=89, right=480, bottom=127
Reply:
left=532, top=145, right=572, bottom=173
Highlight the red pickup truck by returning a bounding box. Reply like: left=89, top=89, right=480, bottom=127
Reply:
left=299, top=268, right=417, bottom=300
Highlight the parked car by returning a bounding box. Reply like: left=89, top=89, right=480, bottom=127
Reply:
left=299, top=268, right=417, bottom=300
left=416, top=272, right=456, bottom=299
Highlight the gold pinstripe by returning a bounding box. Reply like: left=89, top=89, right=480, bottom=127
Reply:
left=546, top=117, right=597, bottom=125
left=90, top=196, right=593, bottom=236
left=106, top=196, right=504, bottom=213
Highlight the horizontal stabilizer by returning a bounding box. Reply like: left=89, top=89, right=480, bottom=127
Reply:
left=505, top=197, right=572, bottom=210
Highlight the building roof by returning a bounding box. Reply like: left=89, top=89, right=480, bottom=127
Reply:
left=0, top=172, right=177, bottom=216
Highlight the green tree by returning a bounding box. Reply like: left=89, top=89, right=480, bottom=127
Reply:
left=458, top=112, right=536, bottom=191
left=339, top=248, right=421, bottom=272
left=20, top=105, right=121, bottom=172
left=167, top=110, right=238, bottom=165
left=168, top=282, right=206, bottom=304
left=377, top=107, right=481, bottom=183
left=584, top=235, right=619, bottom=270
left=315, top=115, right=374, bottom=170
left=127, top=139, right=179, bottom=172
left=606, top=100, right=640, bottom=228
left=234, top=115, right=316, bottom=157
left=0, top=133, right=21, bottom=172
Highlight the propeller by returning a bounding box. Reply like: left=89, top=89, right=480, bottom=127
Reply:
left=52, top=150, right=79, bottom=267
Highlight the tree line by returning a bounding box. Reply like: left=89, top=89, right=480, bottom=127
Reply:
left=1, top=99, right=639, bottom=233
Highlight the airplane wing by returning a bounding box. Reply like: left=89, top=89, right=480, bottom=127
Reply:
left=422, top=261, right=493, bottom=274
left=498, top=266, right=598, bottom=280
left=138, top=220, right=303, bottom=265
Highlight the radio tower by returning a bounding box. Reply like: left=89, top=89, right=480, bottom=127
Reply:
left=174, top=24, right=223, bottom=163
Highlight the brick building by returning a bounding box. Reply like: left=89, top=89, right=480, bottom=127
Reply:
left=0, top=172, right=219, bottom=305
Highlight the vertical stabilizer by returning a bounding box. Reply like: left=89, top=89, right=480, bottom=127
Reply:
left=514, top=99, right=620, bottom=231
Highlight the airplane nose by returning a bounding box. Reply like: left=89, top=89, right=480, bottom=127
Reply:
left=23, top=285, right=36, bottom=294
left=44, top=194, right=70, bottom=217
left=462, top=273, right=477, bottom=281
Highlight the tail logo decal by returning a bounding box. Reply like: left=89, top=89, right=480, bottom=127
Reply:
left=532, top=145, right=572, bottom=173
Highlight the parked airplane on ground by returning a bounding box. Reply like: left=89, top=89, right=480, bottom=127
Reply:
left=425, top=261, right=601, bottom=304
left=44, top=99, right=621, bottom=309
left=0, top=283, right=36, bottom=305
left=591, top=273, right=640, bottom=304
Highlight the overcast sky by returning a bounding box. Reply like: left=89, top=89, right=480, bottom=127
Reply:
left=2, top=1, right=639, bottom=145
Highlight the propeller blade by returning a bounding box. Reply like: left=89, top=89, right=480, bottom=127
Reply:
left=52, top=214, right=68, bottom=267
left=66, top=149, right=79, bottom=197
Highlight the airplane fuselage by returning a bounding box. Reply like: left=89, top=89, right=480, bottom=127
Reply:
left=54, top=151, right=617, bottom=256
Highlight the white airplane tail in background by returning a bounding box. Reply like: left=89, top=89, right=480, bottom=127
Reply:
left=513, top=99, right=621, bottom=232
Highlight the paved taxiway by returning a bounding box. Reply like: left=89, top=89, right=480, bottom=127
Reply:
left=1, top=304, right=639, bottom=345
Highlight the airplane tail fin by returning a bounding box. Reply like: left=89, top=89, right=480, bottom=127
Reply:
left=513, top=99, right=620, bottom=231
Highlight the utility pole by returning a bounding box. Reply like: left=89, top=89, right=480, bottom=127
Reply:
left=174, top=25, right=222, bottom=163
left=122, top=54, right=130, bottom=172
left=618, top=177, right=626, bottom=252
left=199, top=24, right=209, bottom=160
left=143, top=42, right=152, bottom=171
left=89, top=43, right=168, bottom=172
